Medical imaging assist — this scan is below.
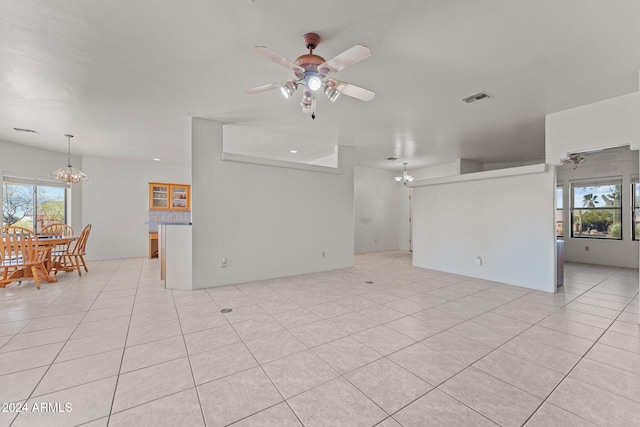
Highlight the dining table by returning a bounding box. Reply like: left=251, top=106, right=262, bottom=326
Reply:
left=4, top=235, right=79, bottom=285
left=36, top=235, right=79, bottom=274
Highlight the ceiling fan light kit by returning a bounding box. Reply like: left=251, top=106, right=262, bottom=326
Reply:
left=325, top=86, right=340, bottom=102
left=301, top=92, right=313, bottom=109
left=280, top=80, right=297, bottom=99
left=305, top=74, right=323, bottom=91
left=562, top=154, right=585, bottom=170
left=245, top=32, right=375, bottom=118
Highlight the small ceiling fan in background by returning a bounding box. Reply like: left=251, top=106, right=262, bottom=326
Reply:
left=245, top=32, right=375, bottom=119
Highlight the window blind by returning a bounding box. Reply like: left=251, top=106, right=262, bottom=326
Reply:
left=2, top=173, right=70, bottom=189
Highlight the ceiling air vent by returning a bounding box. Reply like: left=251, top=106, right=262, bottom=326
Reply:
left=386, top=157, right=398, bottom=161
left=462, top=92, right=490, bottom=104
left=13, top=127, right=38, bottom=133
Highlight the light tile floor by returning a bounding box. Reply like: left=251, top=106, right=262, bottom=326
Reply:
left=0, top=251, right=639, bottom=426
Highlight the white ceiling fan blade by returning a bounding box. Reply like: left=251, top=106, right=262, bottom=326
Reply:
left=253, top=46, right=305, bottom=73
left=331, top=80, right=375, bottom=101
left=318, top=45, right=371, bottom=75
left=245, top=81, right=285, bottom=94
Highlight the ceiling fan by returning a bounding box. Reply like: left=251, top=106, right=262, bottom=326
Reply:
left=245, top=32, right=375, bottom=119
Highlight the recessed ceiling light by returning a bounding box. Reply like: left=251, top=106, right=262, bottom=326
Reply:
left=153, top=158, right=161, bottom=161
left=290, top=150, right=298, bottom=154
left=13, top=127, right=38, bottom=133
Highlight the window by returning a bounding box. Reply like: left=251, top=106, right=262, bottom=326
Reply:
left=571, top=179, right=622, bottom=239
left=2, top=175, right=68, bottom=233
left=556, top=185, right=563, bottom=238
left=633, top=177, right=640, bottom=241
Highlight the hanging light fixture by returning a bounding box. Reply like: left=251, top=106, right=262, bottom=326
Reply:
left=394, top=162, right=414, bottom=187
left=50, top=134, right=88, bottom=183
left=562, top=154, right=585, bottom=170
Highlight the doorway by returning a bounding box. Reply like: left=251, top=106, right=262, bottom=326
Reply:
left=555, top=146, right=639, bottom=285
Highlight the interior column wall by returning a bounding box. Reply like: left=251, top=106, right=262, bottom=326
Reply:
left=191, top=118, right=354, bottom=288
left=412, top=168, right=556, bottom=292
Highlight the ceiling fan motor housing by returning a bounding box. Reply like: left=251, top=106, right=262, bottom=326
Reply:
left=296, top=33, right=325, bottom=74
left=295, top=54, right=325, bottom=71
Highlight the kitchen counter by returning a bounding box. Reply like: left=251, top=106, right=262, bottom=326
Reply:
left=158, top=223, right=192, bottom=290
left=145, top=222, right=192, bottom=225
left=146, top=222, right=191, bottom=259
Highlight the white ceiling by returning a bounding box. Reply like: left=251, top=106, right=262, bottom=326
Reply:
left=1, top=0, right=639, bottom=170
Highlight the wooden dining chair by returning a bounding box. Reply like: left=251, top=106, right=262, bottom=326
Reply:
left=0, top=226, right=52, bottom=290
left=40, top=223, right=74, bottom=274
left=40, top=223, right=74, bottom=237
left=64, top=224, right=92, bottom=277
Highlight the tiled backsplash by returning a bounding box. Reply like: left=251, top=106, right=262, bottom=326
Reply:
left=148, top=210, right=191, bottom=232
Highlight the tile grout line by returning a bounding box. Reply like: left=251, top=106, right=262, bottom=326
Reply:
left=0, top=277, right=92, bottom=351
left=376, top=273, right=608, bottom=426
left=293, top=264, right=633, bottom=423
left=9, top=260, right=122, bottom=427
left=5, top=255, right=631, bottom=426
left=105, top=259, right=145, bottom=426
left=170, top=285, right=213, bottom=427
left=208, top=273, right=550, bottom=426
left=223, top=308, right=309, bottom=427
left=421, top=270, right=635, bottom=426
left=371, top=287, right=563, bottom=425
left=519, top=288, right=640, bottom=426
left=292, top=272, right=529, bottom=423
left=0, top=311, right=134, bottom=362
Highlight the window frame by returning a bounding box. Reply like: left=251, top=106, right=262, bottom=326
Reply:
left=570, top=179, right=622, bottom=240
left=2, top=174, right=69, bottom=233
left=632, top=178, right=640, bottom=241
left=556, top=184, right=563, bottom=239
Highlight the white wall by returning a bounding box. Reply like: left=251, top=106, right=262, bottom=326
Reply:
left=545, top=87, right=640, bottom=321
left=81, top=156, right=190, bottom=260
left=411, top=161, right=459, bottom=180
left=412, top=166, right=556, bottom=292
left=191, top=118, right=355, bottom=288
left=398, top=187, right=412, bottom=251
left=546, top=92, right=640, bottom=165
left=0, top=139, right=83, bottom=231
left=1, top=139, right=191, bottom=260
left=223, top=125, right=338, bottom=168
left=354, top=167, right=407, bottom=253
left=411, top=159, right=484, bottom=181
left=556, top=148, right=639, bottom=268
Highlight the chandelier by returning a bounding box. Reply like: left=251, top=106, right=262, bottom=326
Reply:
left=562, top=154, right=585, bottom=170
left=394, top=162, right=414, bottom=187
left=50, top=134, right=89, bottom=183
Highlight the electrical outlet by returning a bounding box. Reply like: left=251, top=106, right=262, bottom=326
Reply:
left=585, top=246, right=589, bottom=252
left=476, top=256, right=482, bottom=267
left=322, top=251, right=325, bottom=258
left=221, top=257, right=227, bottom=268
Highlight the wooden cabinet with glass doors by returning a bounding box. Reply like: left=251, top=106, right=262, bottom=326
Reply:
left=170, top=185, right=190, bottom=210
left=149, top=183, right=169, bottom=209
left=149, top=182, right=191, bottom=210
